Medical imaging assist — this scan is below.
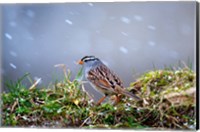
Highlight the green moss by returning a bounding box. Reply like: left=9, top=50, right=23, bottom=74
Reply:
left=1, top=67, right=196, bottom=129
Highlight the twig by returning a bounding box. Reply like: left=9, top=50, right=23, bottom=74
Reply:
left=181, top=61, right=189, bottom=69
left=79, top=115, right=92, bottom=128
left=81, top=83, right=93, bottom=100
left=54, top=64, right=70, bottom=83
left=29, top=78, right=41, bottom=90
left=11, top=99, right=18, bottom=113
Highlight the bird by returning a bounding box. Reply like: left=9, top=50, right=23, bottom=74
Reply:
left=77, top=55, right=140, bottom=105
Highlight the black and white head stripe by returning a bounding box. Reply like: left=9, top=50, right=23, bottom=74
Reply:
left=81, top=56, right=99, bottom=62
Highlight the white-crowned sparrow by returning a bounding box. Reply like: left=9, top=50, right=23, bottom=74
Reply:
left=77, top=55, right=140, bottom=105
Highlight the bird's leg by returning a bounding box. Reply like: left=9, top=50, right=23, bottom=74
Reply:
left=114, top=94, right=122, bottom=105
left=96, top=96, right=107, bottom=105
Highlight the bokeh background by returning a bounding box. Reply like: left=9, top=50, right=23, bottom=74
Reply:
left=1, top=2, right=196, bottom=99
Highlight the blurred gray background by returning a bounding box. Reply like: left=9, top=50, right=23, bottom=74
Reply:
left=0, top=2, right=196, bottom=99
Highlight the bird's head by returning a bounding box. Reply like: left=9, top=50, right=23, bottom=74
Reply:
left=77, top=55, right=100, bottom=66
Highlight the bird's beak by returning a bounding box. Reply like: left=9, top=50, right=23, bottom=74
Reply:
left=77, top=60, right=84, bottom=65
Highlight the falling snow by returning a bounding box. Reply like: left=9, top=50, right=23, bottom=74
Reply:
left=10, top=63, right=17, bottom=69
left=147, top=25, right=156, bottom=30
left=26, top=10, right=35, bottom=18
left=5, top=33, right=12, bottom=40
left=121, top=32, right=128, bottom=36
left=148, top=41, right=156, bottom=46
left=134, top=15, right=143, bottom=21
left=69, top=11, right=80, bottom=16
left=65, top=19, right=73, bottom=25
left=120, top=17, right=131, bottom=24
left=9, top=51, right=18, bottom=57
left=119, top=46, right=128, bottom=54
left=88, top=3, right=94, bottom=7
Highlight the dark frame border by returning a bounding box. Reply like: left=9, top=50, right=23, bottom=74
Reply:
left=196, top=1, right=199, bottom=130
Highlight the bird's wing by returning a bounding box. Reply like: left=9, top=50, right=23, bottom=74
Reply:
left=87, top=64, right=141, bottom=100
left=87, top=64, right=124, bottom=93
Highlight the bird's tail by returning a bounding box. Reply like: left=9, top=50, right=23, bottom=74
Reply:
left=122, top=90, right=141, bottom=100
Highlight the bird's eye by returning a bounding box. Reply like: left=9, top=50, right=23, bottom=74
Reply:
left=84, top=58, right=96, bottom=62
left=84, top=59, right=89, bottom=62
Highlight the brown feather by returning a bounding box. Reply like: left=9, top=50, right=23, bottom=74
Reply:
left=87, top=62, right=140, bottom=100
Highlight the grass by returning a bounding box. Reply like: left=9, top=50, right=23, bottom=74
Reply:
left=0, top=64, right=196, bottom=129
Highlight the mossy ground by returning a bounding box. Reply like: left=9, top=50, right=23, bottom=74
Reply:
left=0, top=66, right=196, bottom=129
